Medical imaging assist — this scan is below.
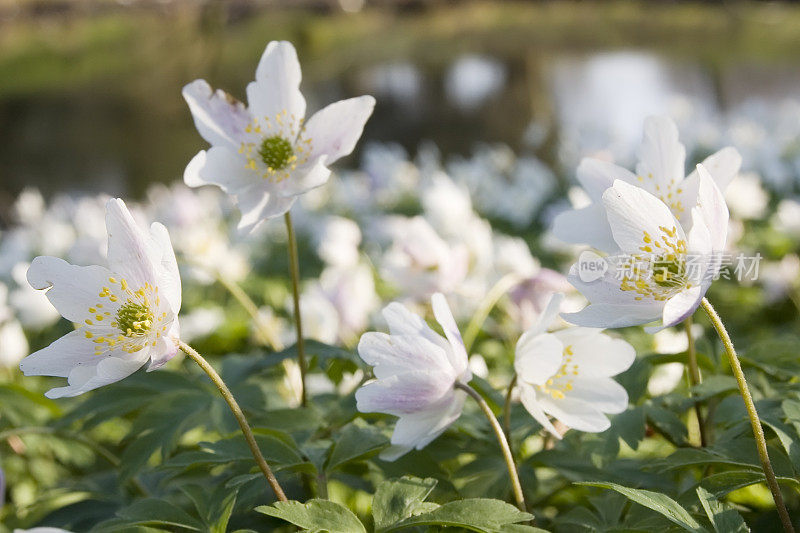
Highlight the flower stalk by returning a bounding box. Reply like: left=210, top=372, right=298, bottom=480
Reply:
left=700, top=298, right=794, bottom=533
left=456, top=381, right=526, bottom=512
left=684, top=316, right=708, bottom=447
left=178, top=340, right=288, bottom=502
left=284, top=211, right=308, bottom=408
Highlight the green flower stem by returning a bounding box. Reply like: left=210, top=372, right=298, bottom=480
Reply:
left=456, top=381, right=527, bottom=512
left=284, top=211, right=307, bottom=408
left=463, top=273, right=522, bottom=353
left=215, top=273, right=284, bottom=351
left=178, top=340, right=288, bottom=502
left=684, top=316, right=708, bottom=447
left=503, top=373, right=518, bottom=440
left=700, top=298, right=794, bottom=533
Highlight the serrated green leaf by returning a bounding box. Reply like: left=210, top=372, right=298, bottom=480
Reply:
left=696, top=487, right=749, bottom=533
left=373, top=476, right=438, bottom=531
left=577, top=482, right=707, bottom=532
left=326, top=419, right=388, bottom=472
left=385, top=498, right=534, bottom=533
left=256, top=499, right=367, bottom=533
left=116, top=498, right=205, bottom=530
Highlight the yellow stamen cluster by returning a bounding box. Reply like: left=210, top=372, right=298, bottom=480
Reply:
left=619, top=227, right=691, bottom=302
left=636, top=172, right=685, bottom=215
left=84, top=277, right=169, bottom=356
left=537, top=345, right=579, bottom=400
left=238, top=110, right=313, bottom=183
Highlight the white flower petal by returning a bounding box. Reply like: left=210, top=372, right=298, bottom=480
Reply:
left=566, top=376, right=629, bottom=414
left=357, top=332, right=453, bottom=379
left=105, top=199, right=159, bottom=289
left=661, top=284, right=704, bottom=329
left=555, top=328, right=635, bottom=377
left=26, top=256, right=116, bottom=324
left=45, top=354, right=148, bottom=399
left=183, top=147, right=259, bottom=194
left=235, top=187, right=296, bottom=234
left=686, top=146, right=742, bottom=193
left=515, top=332, right=563, bottom=386
left=431, top=293, right=469, bottom=378
left=381, top=302, right=448, bottom=352
left=562, top=302, right=661, bottom=329
left=694, top=164, right=729, bottom=252
left=147, top=332, right=179, bottom=371
left=149, top=222, right=181, bottom=314
left=636, top=115, right=685, bottom=191
left=551, top=202, right=618, bottom=253
left=182, top=79, right=252, bottom=150
left=303, top=96, right=376, bottom=165
left=20, top=329, right=98, bottom=378
left=387, top=390, right=464, bottom=452
left=519, top=384, right=560, bottom=438
left=527, top=292, right=564, bottom=337
left=274, top=157, right=331, bottom=198
left=355, top=371, right=454, bottom=416
left=577, top=158, right=637, bottom=201
left=247, top=41, right=306, bottom=127
left=538, top=395, right=611, bottom=433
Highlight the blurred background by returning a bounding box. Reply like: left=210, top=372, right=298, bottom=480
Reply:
left=2, top=0, right=800, bottom=217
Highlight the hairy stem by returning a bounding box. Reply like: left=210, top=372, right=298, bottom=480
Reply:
left=700, top=298, right=794, bottom=533
left=503, top=374, right=518, bottom=440
left=284, top=211, right=307, bottom=408
left=456, top=381, right=527, bottom=512
left=178, top=340, right=288, bottom=502
left=684, top=316, right=708, bottom=447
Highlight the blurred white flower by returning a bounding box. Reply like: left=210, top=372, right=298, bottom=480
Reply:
left=9, top=262, right=60, bottom=330
left=445, top=55, right=506, bottom=111
left=724, top=172, right=768, bottom=221
left=183, top=40, right=375, bottom=233
left=564, top=166, right=728, bottom=331
left=19, top=199, right=182, bottom=398
left=0, top=319, right=28, bottom=369
left=514, top=294, right=635, bottom=437
left=356, top=293, right=471, bottom=460
left=178, top=306, right=225, bottom=342
left=760, top=254, right=800, bottom=304
left=506, top=268, right=574, bottom=331
left=772, top=198, right=800, bottom=239
left=317, top=216, right=362, bottom=267
left=647, top=363, right=685, bottom=397
left=552, top=115, right=740, bottom=252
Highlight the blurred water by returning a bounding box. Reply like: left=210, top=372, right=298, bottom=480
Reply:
left=1, top=22, right=799, bottom=203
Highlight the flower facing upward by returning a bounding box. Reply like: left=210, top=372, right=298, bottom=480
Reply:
left=20, top=199, right=181, bottom=399
left=552, top=115, right=740, bottom=253
left=514, top=294, right=635, bottom=437
left=355, top=293, right=471, bottom=460
left=563, top=164, right=729, bottom=331
left=183, top=41, right=376, bottom=233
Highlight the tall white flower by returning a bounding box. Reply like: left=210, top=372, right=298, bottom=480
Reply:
left=19, top=199, right=181, bottom=399
left=355, top=293, right=471, bottom=460
left=563, top=165, right=729, bottom=331
left=183, top=40, right=375, bottom=233
left=514, top=294, right=635, bottom=437
left=552, top=115, right=740, bottom=252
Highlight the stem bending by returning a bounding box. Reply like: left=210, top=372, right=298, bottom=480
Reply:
left=284, top=211, right=308, bottom=408
left=178, top=340, right=288, bottom=502
left=456, top=381, right=527, bottom=512
left=684, top=317, right=708, bottom=447
left=700, top=298, right=794, bottom=533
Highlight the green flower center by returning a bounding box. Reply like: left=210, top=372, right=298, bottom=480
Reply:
left=258, top=135, right=294, bottom=171
left=116, top=300, right=154, bottom=337
left=652, top=254, right=687, bottom=288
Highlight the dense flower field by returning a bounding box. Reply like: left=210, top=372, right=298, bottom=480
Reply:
left=1, top=39, right=800, bottom=532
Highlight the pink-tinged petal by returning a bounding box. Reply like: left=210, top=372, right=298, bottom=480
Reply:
left=247, top=41, right=306, bottom=127
left=694, top=164, right=729, bottom=252
left=355, top=371, right=454, bottom=416
left=184, top=147, right=258, bottom=193
left=526, top=292, right=564, bottom=337
left=686, top=146, right=742, bottom=193
left=303, top=96, right=376, bottom=165
left=235, top=186, right=296, bottom=234
left=20, top=329, right=99, bottom=378
left=636, top=115, right=685, bottom=191
left=551, top=203, right=618, bottom=253
left=555, top=328, right=635, bottom=377
left=537, top=395, right=611, bottom=433
left=562, top=302, right=661, bottom=329
left=661, top=284, right=704, bottom=329
left=602, top=179, right=686, bottom=255
left=147, top=332, right=179, bottom=371
left=182, top=79, right=252, bottom=150
left=566, top=377, right=629, bottom=414
left=105, top=199, right=159, bottom=289
left=149, top=222, right=181, bottom=314
left=382, top=390, right=465, bottom=460
left=27, top=256, right=116, bottom=324
left=577, top=158, right=637, bottom=202
left=45, top=354, right=149, bottom=399
left=566, top=264, right=664, bottom=309
left=514, top=332, right=563, bottom=386
left=381, top=302, right=449, bottom=353
left=519, top=385, right=560, bottom=438
left=357, top=332, right=453, bottom=379
left=431, top=293, right=469, bottom=377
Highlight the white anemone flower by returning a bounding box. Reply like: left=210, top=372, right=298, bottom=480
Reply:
left=552, top=115, right=740, bottom=252
left=355, top=293, right=471, bottom=460
left=183, top=40, right=376, bottom=233
left=514, top=294, right=635, bottom=437
left=19, top=199, right=181, bottom=399
left=563, top=165, right=729, bottom=331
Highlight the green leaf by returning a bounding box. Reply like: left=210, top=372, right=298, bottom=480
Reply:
left=577, top=482, right=707, bottom=533
left=372, top=476, right=438, bottom=531
left=385, top=499, right=534, bottom=533
left=326, top=419, right=389, bottom=472
left=696, top=487, right=748, bottom=533
left=256, top=499, right=367, bottom=533
left=116, top=498, right=205, bottom=530
left=645, top=403, right=689, bottom=446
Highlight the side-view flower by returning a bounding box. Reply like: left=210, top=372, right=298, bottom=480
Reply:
left=355, top=292, right=471, bottom=460
left=19, top=199, right=181, bottom=398
left=513, top=293, right=635, bottom=437
left=563, top=164, right=728, bottom=331
left=183, top=40, right=376, bottom=233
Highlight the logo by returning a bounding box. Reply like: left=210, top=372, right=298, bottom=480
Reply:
left=577, top=250, right=608, bottom=282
